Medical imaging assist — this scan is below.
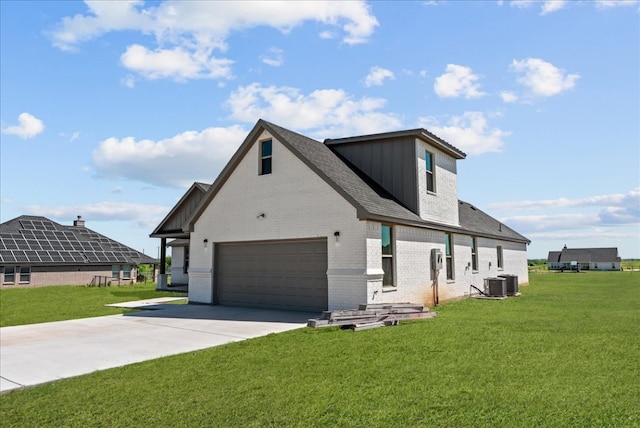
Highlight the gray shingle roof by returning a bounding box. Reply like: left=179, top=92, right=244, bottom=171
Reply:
left=548, top=247, right=621, bottom=263
left=547, top=251, right=562, bottom=263
left=0, top=215, right=157, bottom=266
left=458, top=201, right=530, bottom=243
left=184, top=119, right=529, bottom=244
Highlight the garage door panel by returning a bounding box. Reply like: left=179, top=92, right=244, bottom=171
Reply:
left=217, top=239, right=327, bottom=312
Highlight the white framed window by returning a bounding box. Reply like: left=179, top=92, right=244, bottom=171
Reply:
left=497, top=246, right=504, bottom=269
left=381, top=225, right=394, bottom=287
left=111, top=265, right=120, bottom=280
left=122, top=265, right=132, bottom=280
left=19, top=266, right=30, bottom=283
left=471, top=237, right=478, bottom=271
left=259, top=140, right=272, bottom=175
left=3, top=266, right=15, bottom=284
left=445, top=233, right=454, bottom=280
left=425, top=150, right=435, bottom=192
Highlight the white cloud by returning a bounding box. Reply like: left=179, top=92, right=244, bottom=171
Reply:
left=509, top=0, right=535, bottom=9
left=58, top=131, right=81, bottom=142
left=434, top=64, right=485, bottom=99
left=364, top=66, right=395, bottom=87
left=508, top=0, right=638, bottom=13
left=120, top=44, right=234, bottom=81
left=541, top=0, right=567, bottom=14
left=50, top=1, right=378, bottom=81
left=1, top=113, right=45, bottom=139
left=511, top=58, right=580, bottom=97
left=490, top=188, right=640, bottom=212
left=511, top=0, right=567, bottom=14
left=418, top=112, right=508, bottom=155
left=261, top=47, right=284, bottom=67
left=49, top=1, right=154, bottom=51
left=491, top=188, right=640, bottom=234
left=92, top=125, right=249, bottom=188
left=121, top=74, right=136, bottom=88
left=92, top=82, right=404, bottom=189
left=500, top=91, right=518, bottom=103
left=595, top=0, right=638, bottom=8
left=501, top=212, right=598, bottom=233
left=225, top=83, right=402, bottom=137
left=24, top=201, right=171, bottom=229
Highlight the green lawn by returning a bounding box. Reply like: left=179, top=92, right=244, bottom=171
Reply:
left=0, top=283, right=186, bottom=327
left=1, top=272, right=638, bottom=427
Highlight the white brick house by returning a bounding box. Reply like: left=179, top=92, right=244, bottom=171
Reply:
left=153, top=120, right=530, bottom=312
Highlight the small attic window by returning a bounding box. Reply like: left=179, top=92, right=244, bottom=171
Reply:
left=260, top=140, right=272, bottom=175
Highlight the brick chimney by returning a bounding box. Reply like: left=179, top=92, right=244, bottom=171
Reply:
left=73, top=215, right=85, bottom=227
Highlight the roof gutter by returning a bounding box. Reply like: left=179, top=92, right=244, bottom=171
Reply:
left=362, top=213, right=531, bottom=245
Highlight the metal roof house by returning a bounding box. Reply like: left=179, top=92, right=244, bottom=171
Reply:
left=152, top=119, right=530, bottom=311
left=547, top=246, right=621, bottom=271
left=0, top=215, right=158, bottom=288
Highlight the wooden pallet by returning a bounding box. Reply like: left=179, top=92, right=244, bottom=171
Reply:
left=307, top=303, right=436, bottom=329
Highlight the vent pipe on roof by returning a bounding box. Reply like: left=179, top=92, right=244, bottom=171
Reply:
left=73, top=215, right=85, bottom=227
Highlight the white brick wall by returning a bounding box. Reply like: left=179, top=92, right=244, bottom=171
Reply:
left=416, top=141, right=460, bottom=226
left=189, top=130, right=369, bottom=310
left=432, top=235, right=529, bottom=302
left=363, top=222, right=529, bottom=307
left=170, top=246, right=188, bottom=285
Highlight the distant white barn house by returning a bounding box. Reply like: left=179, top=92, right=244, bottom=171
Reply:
left=547, top=246, right=621, bottom=271
left=152, top=120, right=531, bottom=312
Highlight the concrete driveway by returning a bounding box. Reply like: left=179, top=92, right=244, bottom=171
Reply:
left=0, top=302, right=315, bottom=393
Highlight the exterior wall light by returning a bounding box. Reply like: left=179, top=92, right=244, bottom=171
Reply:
left=334, top=231, right=340, bottom=242
left=203, top=238, right=208, bottom=248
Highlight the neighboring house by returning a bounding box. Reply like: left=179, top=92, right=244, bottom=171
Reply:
left=150, top=182, right=210, bottom=290
left=152, top=119, right=530, bottom=312
left=547, top=246, right=621, bottom=271
left=0, top=215, right=158, bottom=288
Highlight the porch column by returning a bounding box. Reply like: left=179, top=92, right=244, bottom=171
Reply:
left=157, top=237, right=168, bottom=290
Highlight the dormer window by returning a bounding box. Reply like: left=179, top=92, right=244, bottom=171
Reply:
left=260, top=140, right=272, bottom=175
left=425, top=150, right=434, bottom=192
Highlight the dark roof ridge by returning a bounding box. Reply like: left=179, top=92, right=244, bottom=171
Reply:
left=324, top=127, right=466, bottom=160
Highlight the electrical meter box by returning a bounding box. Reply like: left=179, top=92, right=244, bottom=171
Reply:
left=431, top=249, right=443, bottom=271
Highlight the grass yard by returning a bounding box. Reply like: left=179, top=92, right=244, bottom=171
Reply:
left=1, top=272, right=639, bottom=427
left=0, top=283, right=186, bottom=327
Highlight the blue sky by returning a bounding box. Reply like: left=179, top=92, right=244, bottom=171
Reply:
left=1, top=0, right=638, bottom=259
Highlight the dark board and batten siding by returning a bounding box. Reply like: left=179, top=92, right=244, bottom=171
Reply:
left=162, top=191, right=206, bottom=232
left=331, top=137, right=418, bottom=214
left=215, top=239, right=328, bottom=312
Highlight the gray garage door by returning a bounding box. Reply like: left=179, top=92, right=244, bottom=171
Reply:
left=216, top=239, right=328, bottom=312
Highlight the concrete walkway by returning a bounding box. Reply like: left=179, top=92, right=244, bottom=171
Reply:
left=0, top=302, right=315, bottom=393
